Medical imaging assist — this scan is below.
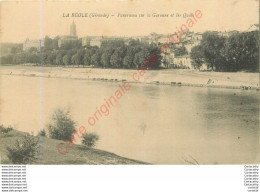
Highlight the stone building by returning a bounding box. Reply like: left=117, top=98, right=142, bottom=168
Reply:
left=23, top=39, right=44, bottom=51
left=173, top=54, right=193, bottom=69
left=58, top=21, right=78, bottom=48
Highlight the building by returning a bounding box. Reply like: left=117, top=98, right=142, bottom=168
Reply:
left=173, top=54, right=193, bottom=69
left=82, top=36, right=106, bottom=47
left=161, top=51, right=174, bottom=68
left=182, top=32, right=202, bottom=53
left=58, top=21, right=78, bottom=48
left=82, top=36, right=104, bottom=47
left=23, top=38, right=44, bottom=51
left=82, top=36, right=127, bottom=47
left=58, top=35, right=78, bottom=47
left=70, top=21, right=77, bottom=36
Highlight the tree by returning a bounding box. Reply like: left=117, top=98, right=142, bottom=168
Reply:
left=52, top=37, right=59, bottom=50
left=73, top=49, right=85, bottom=66
left=200, top=32, right=226, bottom=71
left=133, top=47, right=151, bottom=69
left=101, top=49, right=114, bottom=68
left=1, top=55, right=14, bottom=64
left=101, top=39, right=125, bottom=49
left=83, top=49, right=93, bottom=66
left=13, top=52, right=27, bottom=64
left=222, top=31, right=259, bottom=72
left=42, top=50, right=51, bottom=65
left=174, top=46, right=188, bottom=57
left=91, top=51, right=102, bottom=67
left=44, top=36, right=53, bottom=51
left=10, top=45, right=23, bottom=54
left=190, top=45, right=204, bottom=69
left=110, top=46, right=126, bottom=68
left=47, top=51, right=56, bottom=65
left=149, top=43, right=162, bottom=69
left=123, top=46, right=141, bottom=68
left=6, top=134, right=39, bottom=164
left=71, top=54, right=77, bottom=66
left=63, top=54, right=71, bottom=66
left=47, top=108, right=76, bottom=141
left=56, top=51, right=65, bottom=66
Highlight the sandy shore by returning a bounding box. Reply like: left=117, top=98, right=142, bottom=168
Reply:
left=0, top=65, right=259, bottom=90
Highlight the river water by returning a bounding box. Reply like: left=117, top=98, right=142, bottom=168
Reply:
left=0, top=75, right=259, bottom=164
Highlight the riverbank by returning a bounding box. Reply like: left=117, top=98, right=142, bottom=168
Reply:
left=0, top=129, right=147, bottom=165
left=0, top=65, right=259, bottom=90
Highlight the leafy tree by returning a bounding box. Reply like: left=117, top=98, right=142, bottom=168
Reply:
left=149, top=43, right=161, bottom=69
left=47, top=51, right=56, bottom=65
left=71, top=54, right=77, bottom=66
left=174, top=46, right=188, bottom=57
left=222, top=31, right=259, bottom=72
left=190, top=45, right=204, bottom=69
left=13, top=52, right=27, bottom=64
left=61, top=40, right=81, bottom=50
left=83, top=49, right=93, bottom=66
left=110, top=46, right=126, bottom=68
left=47, top=108, right=76, bottom=141
left=56, top=51, right=65, bottom=66
left=101, top=39, right=125, bottom=49
left=63, top=54, right=71, bottom=66
left=52, top=37, right=59, bottom=50
left=44, top=36, right=53, bottom=51
left=28, top=47, right=38, bottom=53
left=73, top=49, right=85, bottom=66
left=10, top=45, right=23, bottom=54
left=133, top=47, right=150, bottom=69
left=200, top=32, right=226, bottom=70
left=123, top=46, right=141, bottom=68
left=101, top=49, right=114, bottom=68
left=1, top=55, right=14, bottom=64
left=91, top=51, right=102, bottom=67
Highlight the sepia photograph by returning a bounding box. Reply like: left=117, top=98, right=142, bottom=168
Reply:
left=0, top=0, right=259, bottom=166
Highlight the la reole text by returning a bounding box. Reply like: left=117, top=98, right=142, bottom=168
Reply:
left=62, top=12, right=110, bottom=18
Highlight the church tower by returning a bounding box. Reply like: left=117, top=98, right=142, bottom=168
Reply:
left=70, top=21, right=77, bottom=36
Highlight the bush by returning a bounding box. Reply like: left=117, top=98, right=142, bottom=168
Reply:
left=6, top=134, right=39, bottom=164
left=38, top=129, right=46, bottom=137
left=47, top=108, right=76, bottom=141
left=0, top=125, right=13, bottom=136
left=81, top=133, right=99, bottom=147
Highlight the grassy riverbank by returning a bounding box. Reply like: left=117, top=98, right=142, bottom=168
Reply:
left=0, top=129, right=147, bottom=165
left=0, top=65, right=259, bottom=90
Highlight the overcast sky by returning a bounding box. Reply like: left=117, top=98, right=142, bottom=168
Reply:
left=0, top=0, right=258, bottom=43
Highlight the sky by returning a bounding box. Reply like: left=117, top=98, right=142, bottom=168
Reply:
left=0, top=0, right=258, bottom=43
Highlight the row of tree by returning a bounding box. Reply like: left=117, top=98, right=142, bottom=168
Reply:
left=1, top=31, right=258, bottom=72
left=190, top=31, right=259, bottom=72
left=1, top=39, right=162, bottom=69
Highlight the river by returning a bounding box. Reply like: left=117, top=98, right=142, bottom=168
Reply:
left=0, top=75, right=259, bottom=164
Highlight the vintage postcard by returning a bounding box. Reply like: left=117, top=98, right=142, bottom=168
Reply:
left=0, top=0, right=259, bottom=165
